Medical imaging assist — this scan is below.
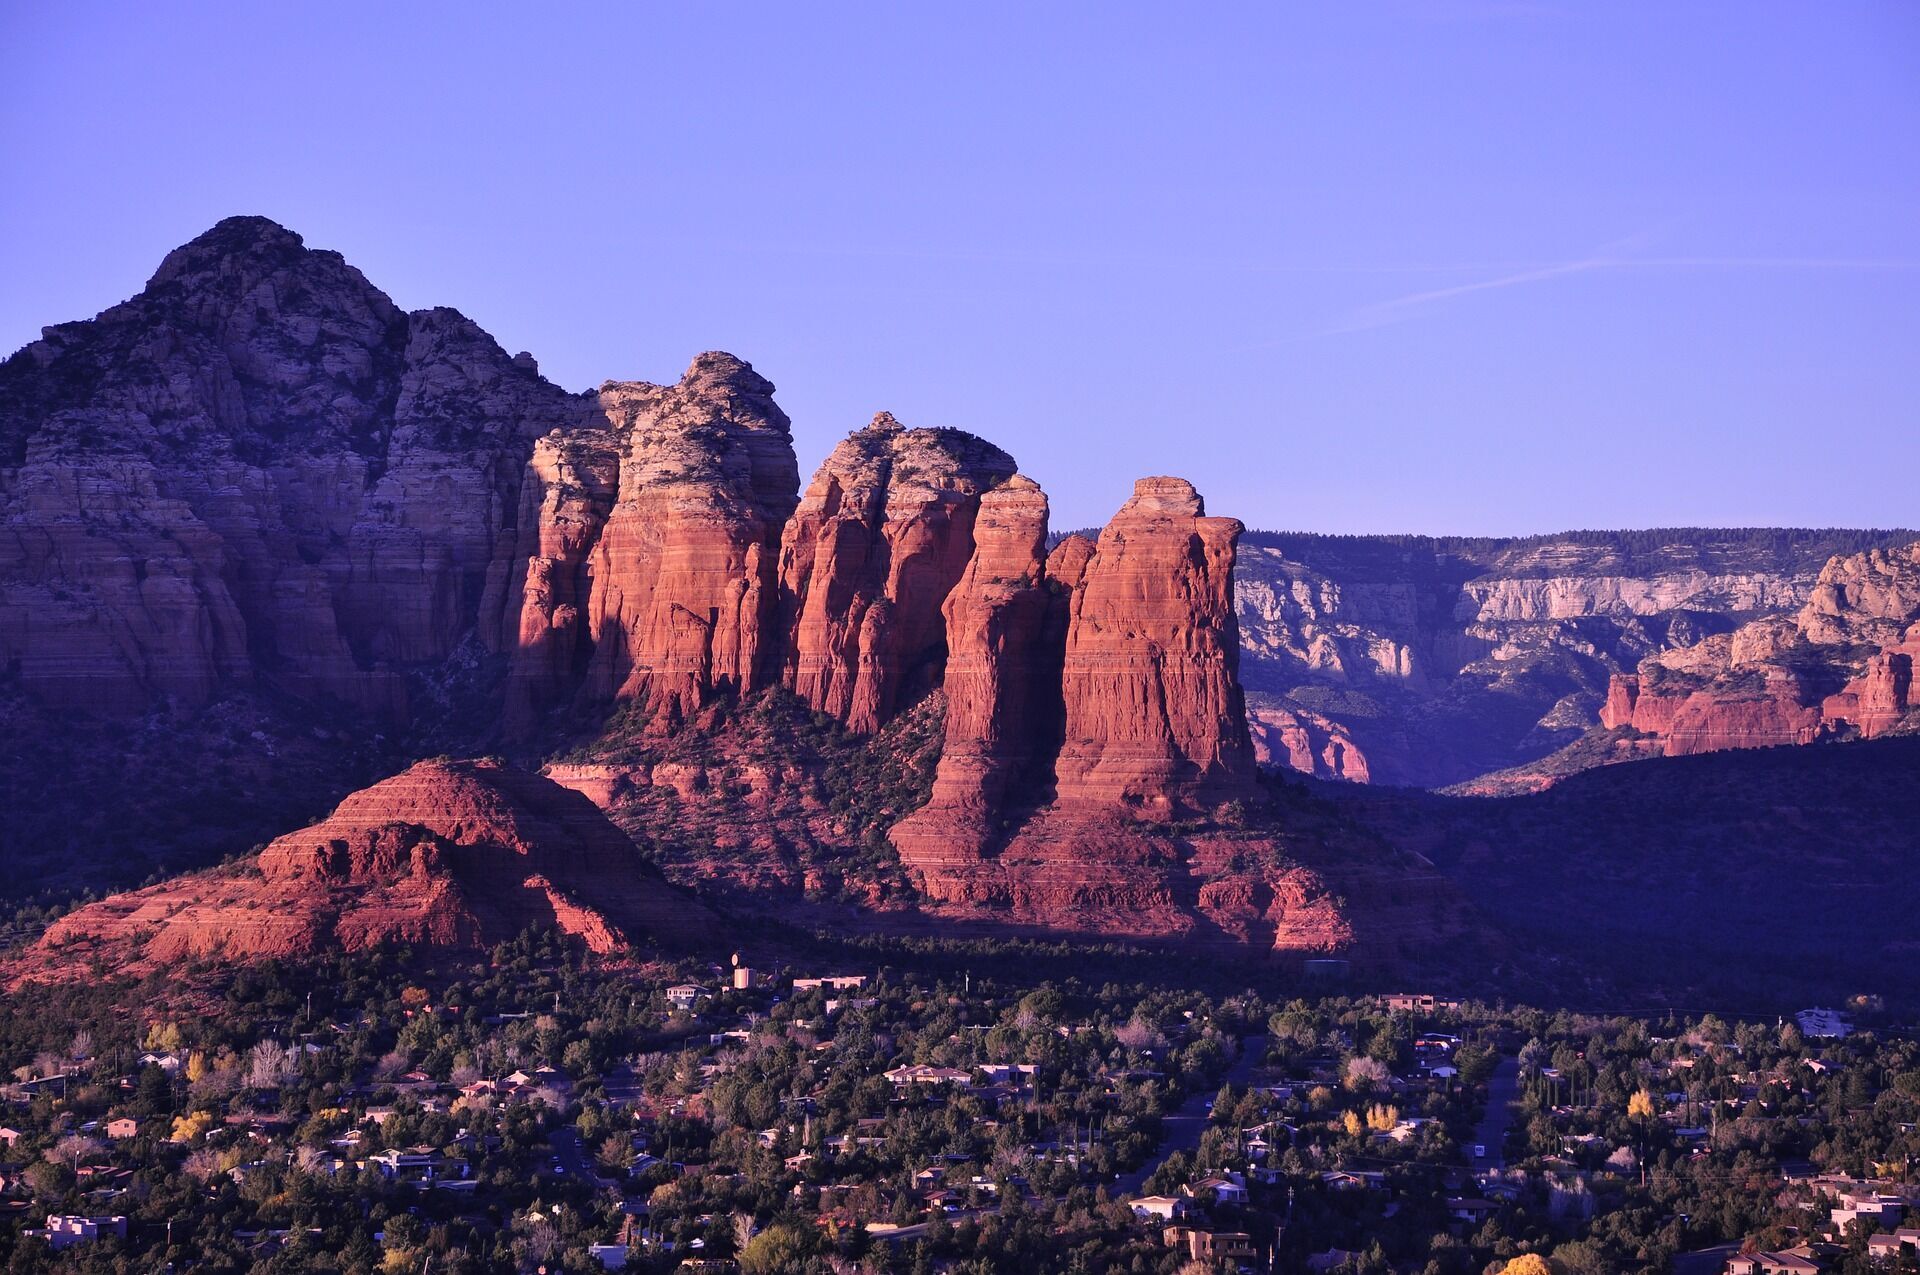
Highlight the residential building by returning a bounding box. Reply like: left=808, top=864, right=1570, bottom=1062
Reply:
left=42, top=1215, right=128, bottom=1252
left=1129, top=1195, right=1191, bottom=1221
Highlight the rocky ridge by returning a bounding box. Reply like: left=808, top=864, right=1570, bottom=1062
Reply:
left=1, top=217, right=1472, bottom=967
left=0, top=217, right=592, bottom=720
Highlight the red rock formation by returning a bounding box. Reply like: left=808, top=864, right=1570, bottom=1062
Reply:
left=889, top=475, right=1054, bottom=875
left=1598, top=541, right=1920, bottom=758
left=1246, top=700, right=1370, bottom=782
left=1599, top=674, right=1639, bottom=731
left=1046, top=534, right=1095, bottom=589
left=14, top=759, right=713, bottom=981
left=880, top=476, right=1395, bottom=957
left=1051, top=477, right=1255, bottom=818
left=775, top=414, right=1016, bottom=733
left=574, top=355, right=800, bottom=726
left=1661, top=673, right=1825, bottom=755
left=495, top=430, right=621, bottom=727
left=1821, top=652, right=1913, bottom=739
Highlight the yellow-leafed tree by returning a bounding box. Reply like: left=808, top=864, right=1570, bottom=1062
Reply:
left=1501, top=1255, right=1555, bottom=1275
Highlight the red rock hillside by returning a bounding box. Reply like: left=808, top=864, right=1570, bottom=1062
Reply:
left=0, top=217, right=1475, bottom=970
left=12, top=760, right=715, bottom=981
left=1598, top=541, right=1920, bottom=756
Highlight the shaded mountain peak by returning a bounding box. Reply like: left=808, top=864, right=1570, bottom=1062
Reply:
left=145, top=214, right=319, bottom=289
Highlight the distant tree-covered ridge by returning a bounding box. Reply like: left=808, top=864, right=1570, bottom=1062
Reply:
left=1241, top=525, right=1919, bottom=577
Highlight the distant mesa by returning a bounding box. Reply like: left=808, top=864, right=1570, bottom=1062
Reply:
left=1230, top=527, right=1920, bottom=789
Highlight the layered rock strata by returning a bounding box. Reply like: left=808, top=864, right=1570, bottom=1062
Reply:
left=775, top=414, right=1016, bottom=732
left=1245, top=699, right=1370, bottom=782
left=0, top=217, right=590, bottom=718
left=1051, top=477, right=1255, bottom=817
left=16, top=759, right=713, bottom=980
left=1600, top=541, right=1920, bottom=756
left=888, top=476, right=1057, bottom=871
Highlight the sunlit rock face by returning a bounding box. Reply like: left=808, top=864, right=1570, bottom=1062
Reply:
left=1051, top=477, right=1256, bottom=819
left=889, top=475, right=1055, bottom=875
left=775, top=413, right=1017, bottom=734
left=573, top=354, right=798, bottom=726
left=1601, top=541, right=1920, bottom=756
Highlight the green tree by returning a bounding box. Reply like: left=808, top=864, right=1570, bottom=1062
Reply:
left=739, top=1223, right=808, bottom=1274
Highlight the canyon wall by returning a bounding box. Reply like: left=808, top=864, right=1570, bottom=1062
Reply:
left=1233, top=529, right=1916, bottom=787
left=1599, top=541, right=1920, bottom=757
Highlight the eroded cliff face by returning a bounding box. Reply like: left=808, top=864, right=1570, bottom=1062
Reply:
left=888, top=475, right=1056, bottom=874
left=0, top=216, right=1473, bottom=973
left=889, top=474, right=1266, bottom=878
left=880, top=478, right=1406, bottom=960
left=1599, top=541, right=1920, bottom=757
left=775, top=414, right=1016, bottom=733
left=1246, top=701, right=1369, bottom=782
left=1232, top=531, right=1914, bottom=787
left=1052, top=477, right=1255, bottom=817
left=0, top=217, right=591, bottom=718
left=15, top=759, right=713, bottom=981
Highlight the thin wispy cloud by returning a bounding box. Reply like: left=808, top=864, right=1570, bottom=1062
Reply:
left=1231, top=247, right=1920, bottom=352
left=1324, top=257, right=1614, bottom=336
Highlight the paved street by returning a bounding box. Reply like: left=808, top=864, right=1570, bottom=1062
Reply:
left=1470, top=1055, right=1521, bottom=1168
left=550, top=1127, right=615, bottom=1189
left=1115, top=1035, right=1265, bottom=1197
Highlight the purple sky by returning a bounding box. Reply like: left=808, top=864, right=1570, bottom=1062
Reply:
left=3, top=2, right=1915, bottom=535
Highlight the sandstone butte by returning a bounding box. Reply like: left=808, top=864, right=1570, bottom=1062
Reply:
left=1599, top=541, right=1920, bottom=757
left=12, top=760, right=716, bottom=982
left=1, top=216, right=1475, bottom=969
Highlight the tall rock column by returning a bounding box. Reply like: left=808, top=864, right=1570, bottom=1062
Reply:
left=495, top=428, right=621, bottom=729
left=891, top=475, right=1055, bottom=874
left=1050, top=477, right=1255, bottom=818
left=578, top=353, right=800, bottom=727
left=775, top=413, right=1016, bottom=733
